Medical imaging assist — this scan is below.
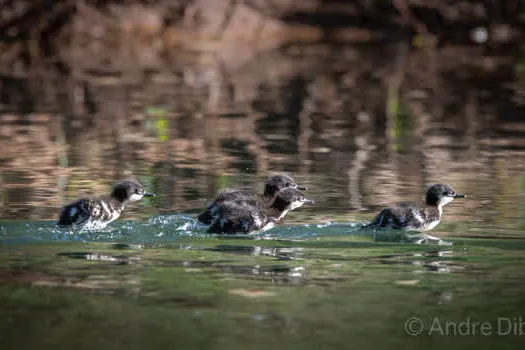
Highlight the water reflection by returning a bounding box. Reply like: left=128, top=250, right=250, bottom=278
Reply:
left=57, top=252, right=140, bottom=265
left=205, top=245, right=304, bottom=260
left=30, top=275, right=142, bottom=297
left=369, top=249, right=466, bottom=274
left=1, top=45, right=525, bottom=238
left=0, top=266, right=141, bottom=297
left=49, top=241, right=467, bottom=295
left=3, top=39, right=525, bottom=350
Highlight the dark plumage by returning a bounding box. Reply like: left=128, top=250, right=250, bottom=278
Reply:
left=207, top=187, right=314, bottom=234
left=365, top=184, right=466, bottom=233
left=57, top=179, right=155, bottom=230
left=197, top=174, right=307, bottom=224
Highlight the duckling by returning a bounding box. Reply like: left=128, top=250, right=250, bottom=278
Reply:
left=207, top=187, right=314, bottom=234
left=365, top=184, right=466, bottom=244
left=197, top=174, right=307, bottom=224
left=57, top=179, right=154, bottom=230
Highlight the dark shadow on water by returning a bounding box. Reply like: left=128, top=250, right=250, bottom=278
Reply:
left=108, top=243, right=144, bottom=250
left=56, top=251, right=308, bottom=285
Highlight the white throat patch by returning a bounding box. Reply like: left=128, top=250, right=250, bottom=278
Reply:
left=129, top=193, right=144, bottom=202
left=289, top=200, right=305, bottom=211
left=438, top=196, right=454, bottom=212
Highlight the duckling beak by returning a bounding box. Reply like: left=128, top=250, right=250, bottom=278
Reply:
left=144, top=192, right=155, bottom=197
left=297, top=185, right=308, bottom=191
left=453, top=193, right=466, bottom=199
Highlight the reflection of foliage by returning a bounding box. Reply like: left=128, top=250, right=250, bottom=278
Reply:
left=394, top=99, right=413, bottom=152
left=146, top=106, right=167, bottom=118
left=515, top=61, right=525, bottom=79
left=146, top=106, right=169, bottom=142
left=411, top=35, right=425, bottom=48
left=388, top=96, right=413, bottom=153
left=515, top=174, right=525, bottom=230
left=215, top=175, right=231, bottom=191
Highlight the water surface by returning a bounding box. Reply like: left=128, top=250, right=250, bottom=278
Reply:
left=2, top=44, right=525, bottom=349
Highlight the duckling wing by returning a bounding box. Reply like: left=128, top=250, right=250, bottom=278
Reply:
left=57, top=199, right=92, bottom=226
left=365, top=208, right=394, bottom=228
left=365, top=202, right=422, bottom=230
left=198, top=190, right=260, bottom=224
left=206, top=202, right=264, bottom=234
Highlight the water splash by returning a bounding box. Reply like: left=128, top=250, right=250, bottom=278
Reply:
left=261, top=221, right=365, bottom=239
left=0, top=216, right=455, bottom=246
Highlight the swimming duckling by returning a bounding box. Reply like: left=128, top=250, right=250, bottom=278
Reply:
left=207, top=187, right=314, bottom=234
left=365, top=184, right=466, bottom=244
left=57, top=179, right=155, bottom=230
left=197, top=174, right=307, bottom=224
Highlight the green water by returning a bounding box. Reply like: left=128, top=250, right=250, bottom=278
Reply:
left=3, top=43, right=525, bottom=349
left=1, top=217, right=525, bottom=349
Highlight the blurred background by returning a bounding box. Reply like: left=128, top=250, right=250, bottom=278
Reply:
left=1, top=0, right=525, bottom=228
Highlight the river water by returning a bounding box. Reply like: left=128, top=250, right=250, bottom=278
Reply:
left=1, top=43, right=525, bottom=349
